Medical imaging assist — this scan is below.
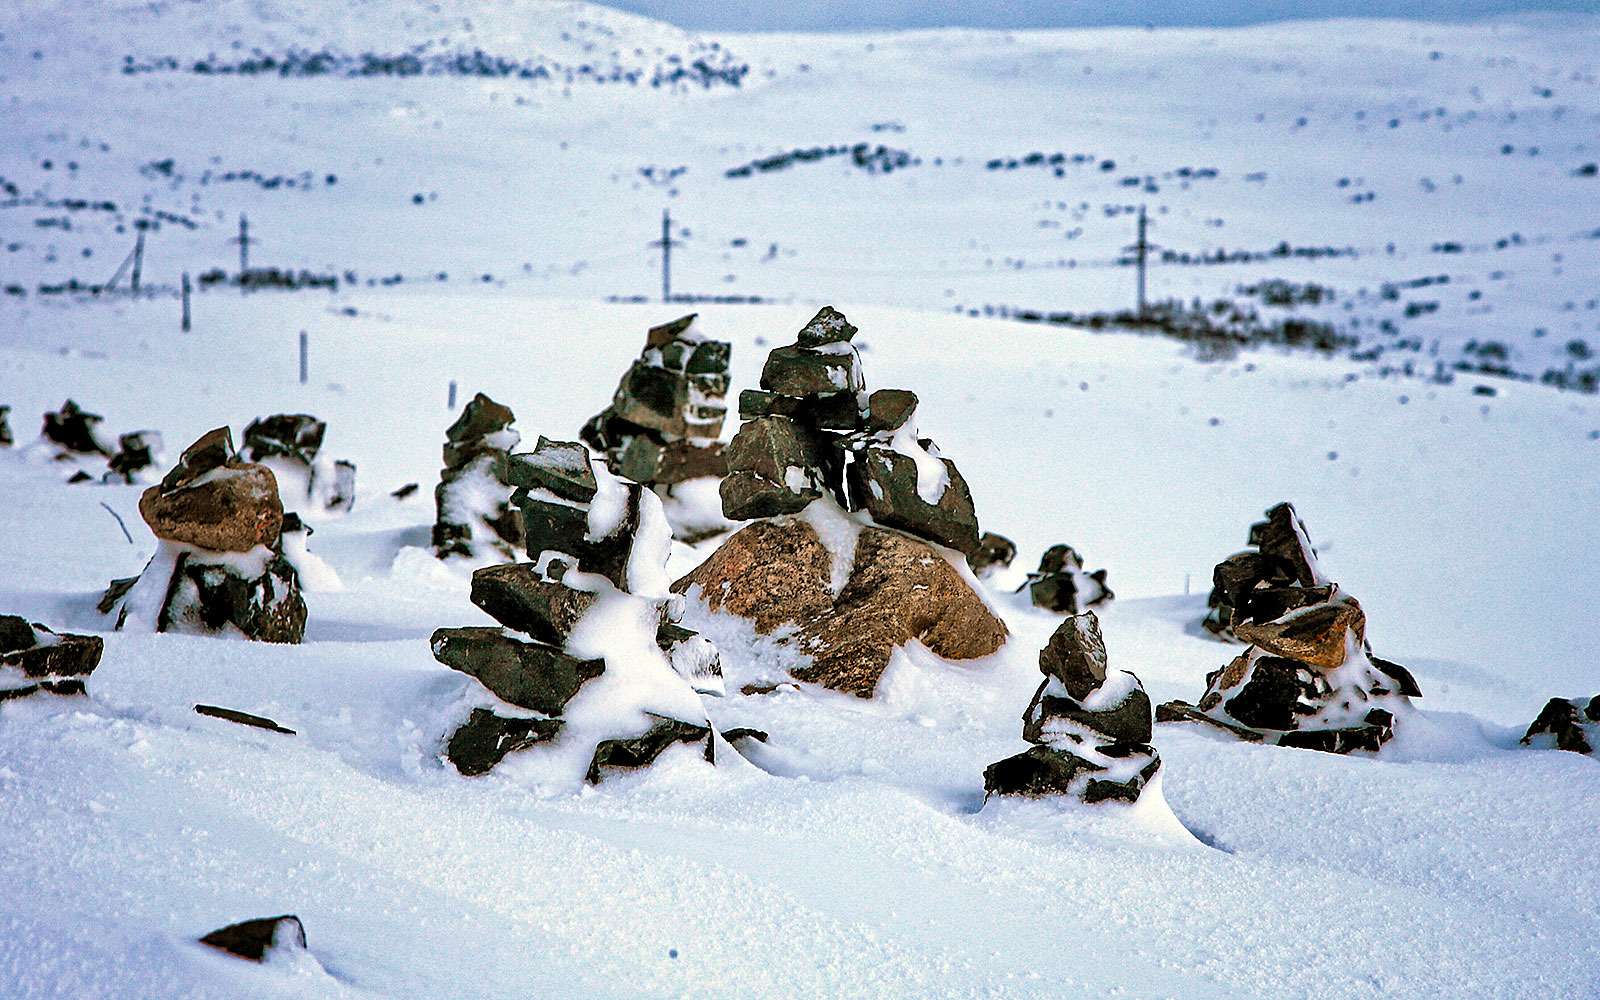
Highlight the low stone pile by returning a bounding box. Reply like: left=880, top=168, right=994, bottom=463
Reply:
left=966, top=531, right=1017, bottom=578
left=100, top=427, right=307, bottom=643
left=242, top=413, right=355, bottom=513
left=0, top=614, right=102, bottom=702
left=433, top=393, right=523, bottom=559
left=673, top=307, right=1007, bottom=697
left=1521, top=695, right=1600, bottom=757
left=581, top=314, right=732, bottom=541
left=0, top=405, right=13, bottom=447
left=37, top=399, right=163, bottom=484
left=984, top=612, right=1160, bottom=804
left=1020, top=543, right=1112, bottom=613
left=432, top=436, right=737, bottom=780
left=1158, top=503, right=1420, bottom=753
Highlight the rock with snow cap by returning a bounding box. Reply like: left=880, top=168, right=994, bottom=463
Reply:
left=1022, top=544, right=1113, bottom=613
left=104, top=430, right=163, bottom=484
left=242, top=413, right=357, bottom=513
left=0, top=617, right=103, bottom=687
left=1520, top=695, right=1600, bottom=756
left=0, top=405, right=11, bottom=447
left=796, top=305, right=859, bottom=347
left=967, top=531, right=1017, bottom=577
left=433, top=393, right=523, bottom=559
left=41, top=399, right=111, bottom=456
left=199, top=915, right=307, bottom=962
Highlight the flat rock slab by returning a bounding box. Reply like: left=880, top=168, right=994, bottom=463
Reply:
left=432, top=627, right=604, bottom=716
left=199, top=915, right=306, bottom=961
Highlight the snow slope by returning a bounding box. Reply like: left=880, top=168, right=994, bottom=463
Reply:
left=1, top=3, right=1598, bottom=998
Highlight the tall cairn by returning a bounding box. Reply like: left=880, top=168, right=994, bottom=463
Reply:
left=581, top=314, right=733, bottom=541
left=1158, top=503, right=1421, bottom=753
left=431, top=436, right=739, bottom=781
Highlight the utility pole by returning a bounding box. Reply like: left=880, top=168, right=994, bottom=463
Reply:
left=1122, top=204, right=1159, bottom=317
left=650, top=208, right=678, bottom=303
left=181, top=272, right=191, bottom=332
left=239, top=214, right=250, bottom=273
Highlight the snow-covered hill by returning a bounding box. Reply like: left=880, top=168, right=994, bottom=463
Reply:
left=0, top=3, right=1597, bottom=998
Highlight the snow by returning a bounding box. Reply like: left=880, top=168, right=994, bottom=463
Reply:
left=0, top=1, right=1598, bottom=996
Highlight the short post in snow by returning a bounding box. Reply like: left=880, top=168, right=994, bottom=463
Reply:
left=130, top=229, right=145, bottom=295
left=298, top=330, right=308, bottom=385
left=447, top=380, right=457, bottom=410
left=181, top=272, right=191, bottom=333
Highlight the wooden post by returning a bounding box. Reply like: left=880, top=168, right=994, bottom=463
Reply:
left=130, top=230, right=145, bottom=294
left=650, top=208, right=676, bottom=303
left=239, top=214, right=250, bottom=273
left=447, top=380, right=457, bottom=410
left=181, top=272, right=191, bottom=332
left=1135, top=204, right=1148, bottom=317
left=299, top=330, right=308, bottom=385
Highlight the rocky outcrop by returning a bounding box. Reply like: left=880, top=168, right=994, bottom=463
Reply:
left=432, top=437, right=733, bottom=781
left=674, top=517, right=1007, bottom=697
left=433, top=393, right=524, bottom=559
left=242, top=413, right=355, bottom=514
left=984, top=613, right=1160, bottom=804
left=0, top=615, right=102, bottom=701
left=1020, top=544, right=1112, bottom=613
left=1159, top=502, right=1418, bottom=753
left=100, top=428, right=307, bottom=643
left=1520, top=695, right=1599, bottom=756
left=582, top=314, right=732, bottom=541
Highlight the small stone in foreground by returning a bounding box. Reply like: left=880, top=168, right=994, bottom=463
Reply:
left=199, top=915, right=306, bottom=962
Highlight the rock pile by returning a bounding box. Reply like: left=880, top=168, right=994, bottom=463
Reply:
left=241, top=413, right=355, bottom=513
left=673, top=307, right=1007, bottom=697
left=432, top=436, right=734, bottom=781
left=966, top=531, right=1017, bottom=578
left=1158, top=502, right=1420, bottom=753
left=1521, top=695, right=1600, bottom=757
left=0, top=615, right=103, bottom=702
left=433, top=393, right=523, bottom=559
left=581, top=314, right=733, bottom=541
left=0, top=405, right=12, bottom=447
left=1020, top=543, right=1112, bottom=613
left=36, top=399, right=164, bottom=484
left=103, top=431, right=164, bottom=484
left=41, top=399, right=112, bottom=458
left=99, top=428, right=307, bottom=643
left=984, top=612, right=1160, bottom=804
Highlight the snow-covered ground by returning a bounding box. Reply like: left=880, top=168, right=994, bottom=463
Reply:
left=1, top=3, right=1598, bottom=998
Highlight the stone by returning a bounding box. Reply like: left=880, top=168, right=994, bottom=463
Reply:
left=863, top=388, right=917, bottom=433
left=1520, top=696, right=1598, bottom=755
left=671, top=518, right=834, bottom=633
left=159, top=551, right=307, bottom=643
left=1220, top=655, right=1324, bottom=731
left=611, top=361, right=695, bottom=437
left=1023, top=681, right=1153, bottom=745
left=983, top=745, right=1101, bottom=797
left=967, top=532, right=1018, bottom=577
left=431, top=627, right=604, bottom=716
left=241, top=414, right=325, bottom=466
left=434, top=394, right=522, bottom=559
left=1153, top=700, right=1265, bottom=742
left=446, top=393, right=516, bottom=446
left=104, top=430, right=163, bottom=483
left=200, top=916, right=306, bottom=962
left=1232, top=600, right=1365, bottom=669
left=159, top=426, right=233, bottom=492
left=140, top=463, right=284, bottom=553
left=846, top=445, right=980, bottom=555
left=446, top=708, right=564, bottom=776
left=1023, top=545, right=1113, bottom=614
left=0, top=405, right=11, bottom=447
left=617, top=436, right=725, bottom=486
left=738, top=389, right=797, bottom=421
left=1205, top=502, right=1327, bottom=636
left=469, top=563, right=597, bottom=643
left=795, top=305, right=858, bottom=347
left=41, top=399, right=109, bottom=455
left=194, top=704, right=296, bottom=735
left=1038, top=612, right=1109, bottom=699
left=0, top=625, right=103, bottom=679
left=507, top=437, right=598, bottom=502
left=586, top=716, right=713, bottom=783
left=326, top=459, right=357, bottom=513
left=719, top=416, right=825, bottom=520
left=645, top=313, right=697, bottom=347
left=760, top=344, right=863, bottom=397
left=1249, top=502, right=1323, bottom=585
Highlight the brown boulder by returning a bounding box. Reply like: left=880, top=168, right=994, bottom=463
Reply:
left=673, top=519, right=1007, bottom=697
left=139, top=464, right=284, bottom=552
left=1232, top=600, right=1364, bottom=669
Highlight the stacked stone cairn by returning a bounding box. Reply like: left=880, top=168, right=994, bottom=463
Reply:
left=0, top=614, right=103, bottom=703
left=432, top=435, right=739, bottom=780
left=1020, top=543, right=1112, bottom=613
left=99, top=427, right=307, bottom=643
left=1521, top=695, right=1600, bottom=757
left=581, top=314, right=732, bottom=541
left=433, top=393, right=524, bottom=559
left=241, top=413, right=355, bottom=513
left=1157, top=502, right=1421, bottom=753
left=37, top=399, right=163, bottom=484
left=984, top=612, right=1160, bottom=804
left=673, top=307, right=1008, bottom=697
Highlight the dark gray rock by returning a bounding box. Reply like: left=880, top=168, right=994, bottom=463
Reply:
left=105, top=430, right=162, bottom=483
left=507, top=437, right=597, bottom=503
left=1521, top=696, right=1597, bottom=755
left=1023, top=682, right=1153, bottom=746
left=0, top=620, right=103, bottom=679
left=241, top=414, right=325, bottom=466
left=469, top=563, right=596, bottom=643
left=446, top=708, right=564, bottom=776
left=0, top=405, right=11, bottom=447
left=845, top=445, right=980, bottom=554
left=158, top=551, right=307, bottom=643
left=967, top=532, right=1017, bottom=577
left=1037, top=612, right=1109, bottom=700
left=760, top=345, right=862, bottom=398
left=719, top=415, right=825, bottom=520
left=862, top=388, right=917, bottom=433
left=41, top=399, right=108, bottom=455
left=200, top=916, right=306, bottom=962
left=586, top=715, right=713, bottom=783
left=795, top=305, right=858, bottom=348
left=431, top=627, right=604, bottom=715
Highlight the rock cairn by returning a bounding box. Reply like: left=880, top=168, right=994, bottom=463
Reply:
left=99, top=428, right=307, bottom=643
left=0, top=615, right=102, bottom=702
left=1020, top=543, right=1112, bottom=613
left=1158, top=502, right=1420, bottom=753
left=37, top=399, right=162, bottom=484
left=432, top=436, right=733, bottom=780
left=241, top=413, right=355, bottom=513
left=966, top=531, right=1017, bottom=579
left=673, top=307, right=1007, bottom=697
left=0, top=405, right=13, bottom=447
left=581, top=314, right=732, bottom=540
left=1521, top=695, right=1599, bottom=757
left=433, top=393, right=523, bottom=559
left=984, top=612, right=1160, bottom=804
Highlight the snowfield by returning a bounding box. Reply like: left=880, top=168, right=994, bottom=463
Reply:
left=2, top=2, right=1599, bottom=998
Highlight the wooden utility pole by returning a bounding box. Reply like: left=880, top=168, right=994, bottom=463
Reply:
left=181, top=272, right=191, bottom=332
left=1123, top=204, right=1158, bottom=317
left=238, top=214, right=251, bottom=273
left=130, top=229, right=145, bottom=294
left=650, top=208, right=678, bottom=303
left=299, top=330, right=308, bottom=385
